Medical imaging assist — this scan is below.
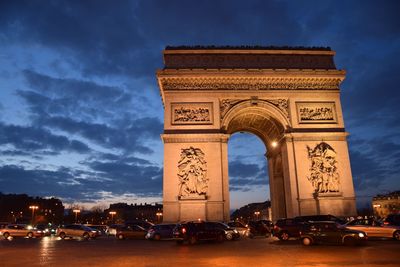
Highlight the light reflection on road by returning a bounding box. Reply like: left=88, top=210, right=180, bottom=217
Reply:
left=39, top=236, right=55, bottom=266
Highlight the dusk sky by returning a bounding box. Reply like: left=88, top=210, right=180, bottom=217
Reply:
left=0, top=0, right=399, bottom=210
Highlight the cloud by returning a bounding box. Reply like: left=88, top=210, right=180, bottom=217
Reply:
left=0, top=122, right=90, bottom=154
left=348, top=136, right=400, bottom=192
left=229, top=160, right=268, bottom=191
left=16, top=70, right=163, bottom=154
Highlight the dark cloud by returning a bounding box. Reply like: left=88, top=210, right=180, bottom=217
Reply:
left=17, top=70, right=163, bottom=154
left=348, top=136, right=400, bottom=192
left=0, top=122, right=90, bottom=154
left=229, top=160, right=268, bottom=191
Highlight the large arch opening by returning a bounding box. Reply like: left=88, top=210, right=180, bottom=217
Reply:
left=222, top=102, right=289, bottom=220
left=228, top=132, right=270, bottom=221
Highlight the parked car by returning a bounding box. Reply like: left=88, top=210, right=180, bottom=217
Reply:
left=208, top=222, right=240, bottom=241
left=345, top=218, right=400, bottom=240
left=35, top=224, right=57, bottom=236
left=295, top=215, right=346, bottom=225
left=84, top=224, right=107, bottom=236
left=300, top=221, right=367, bottom=246
left=125, top=220, right=154, bottom=230
left=146, top=223, right=176, bottom=240
left=106, top=224, right=124, bottom=236
left=115, top=225, right=147, bottom=240
left=273, top=218, right=305, bottom=240
left=173, top=221, right=225, bottom=245
left=57, top=224, right=98, bottom=240
left=383, top=214, right=400, bottom=226
left=248, top=220, right=273, bottom=238
left=0, top=224, right=44, bottom=239
left=227, top=221, right=250, bottom=237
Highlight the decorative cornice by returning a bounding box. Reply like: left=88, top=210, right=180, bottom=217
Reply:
left=161, top=133, right=230, bottom=143
left=160, top=77, right=342, bottom=91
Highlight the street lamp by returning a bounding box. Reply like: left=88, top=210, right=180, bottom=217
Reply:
left=109, top=211, right=116, bottom=223
left=254, top=211, right=260, bottom=220
left=156, top=212, right=163, bottom=222
left=73, top=209, right=80, bottom=223
left=29, top=205, right=39, bottom=224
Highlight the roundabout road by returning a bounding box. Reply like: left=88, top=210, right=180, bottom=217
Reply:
left=0, top=236, right=399, bottom=267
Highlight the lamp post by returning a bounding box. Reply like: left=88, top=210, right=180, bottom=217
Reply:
left=254, top=211, right=260, bottom=220
left=109, top=211, right=116, bottom=223
left=29, top=205, right=39, bottom=224
left=156, top=212, right=163, bottom=223
left=73, top=209, right=80, bottom=223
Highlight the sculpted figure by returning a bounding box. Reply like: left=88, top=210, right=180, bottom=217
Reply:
left=177, top=147, right=208, bottom=198
left=307, top=142, right=340, bottom=193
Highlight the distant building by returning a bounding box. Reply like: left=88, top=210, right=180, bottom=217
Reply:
left=105, top=202, right=163, bottom=223
left=372, top=191, right=400, bottom=218
left=0, top=193, right=64, bottom=224
left=231, top=201, right=271, bottom=223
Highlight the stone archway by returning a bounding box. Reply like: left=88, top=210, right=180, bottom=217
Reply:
left=157, top=46, right=357, bottom=222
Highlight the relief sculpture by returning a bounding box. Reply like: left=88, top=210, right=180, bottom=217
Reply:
left=297, top=102, right=336, bottom=123
left=307, top=142, right=340, bottom=194
left=174, top=107, right=210, bottom=122
left=172, top=103, right=213, bottom=125
left=178, top=147, right=208, bottom=199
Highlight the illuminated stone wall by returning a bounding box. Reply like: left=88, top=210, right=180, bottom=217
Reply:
left=157, top=47, right=357, bottom=222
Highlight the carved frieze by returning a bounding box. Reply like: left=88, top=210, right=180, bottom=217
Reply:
left=161, top=77, right=341, bottom=91
left=220, top=98, right=289, bottom=120
left=297, top=102, right=337, bottom=123
left=177, top=147, right=208, bottom=199
left=171, top=102, right=213, bottom=125
left=307, top=142, right=340, bottom=194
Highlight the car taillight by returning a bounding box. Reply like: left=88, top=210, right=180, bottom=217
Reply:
left=181, top=228, right=186, bottom=234
left=383, top=221, right=389, bottom=225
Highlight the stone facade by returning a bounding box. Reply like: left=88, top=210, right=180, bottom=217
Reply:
left=157, top=47, right=357, bottom=222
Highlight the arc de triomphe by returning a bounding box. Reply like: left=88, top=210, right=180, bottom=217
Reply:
left=156, top=46, right=357, bottom=222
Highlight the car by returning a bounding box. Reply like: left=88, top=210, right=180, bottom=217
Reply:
left=57, top=224, right=98, bottom=240
left=300, top=221, right=367, bottom=246
left=173, top=221, right=225, bottom=245
left=0, top=224, right=44, bottom=239
left=248, top=220, right=273, bottom=238
left=106, top=224, right=124, bottom=236
left=35, top=224, right=57, bottom=236
left=227, top=221, right=250, bottom=237
left=295, top=214, right=346, bottom=225
left=273, top=218, right=305, bottom=240
left=383, top=214, right=400, bottom=226
left=345, top=218, right=400, bottom=240
left=115, top=225, right=147, bottom=240
left=146, top=223, right=176, bottom=240
left=208, top=222, right=240, bottom=241
left=84, top=224, right=107, bottom=236
left=125, top=220, right=154, bottom=230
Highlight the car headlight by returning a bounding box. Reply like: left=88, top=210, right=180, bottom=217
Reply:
left=358, top=233, right=365, bottom=238
left=233, top=229, right=238, bottom=233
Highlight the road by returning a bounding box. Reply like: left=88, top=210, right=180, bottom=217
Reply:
left=0, top=236, right=399, bottom=267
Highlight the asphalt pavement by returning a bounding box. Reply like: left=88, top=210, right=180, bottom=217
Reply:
left=0, top=235, right=399, bottom=267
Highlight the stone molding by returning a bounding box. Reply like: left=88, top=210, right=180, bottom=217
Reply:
left=160, top=77, right=342, bottom=91
left=162, top=133, right=230, bottom=143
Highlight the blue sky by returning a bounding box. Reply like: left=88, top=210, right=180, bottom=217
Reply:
left=0, top=0, right=399, bottom=210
